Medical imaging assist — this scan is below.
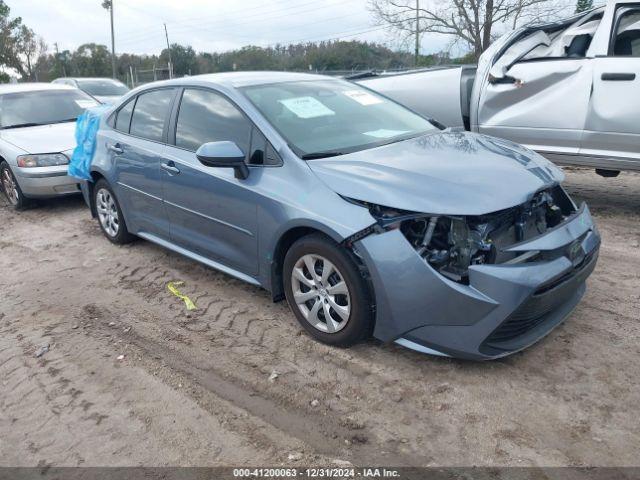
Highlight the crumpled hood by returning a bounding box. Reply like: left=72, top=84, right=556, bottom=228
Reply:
left=1, top=122, right=76, bottom=155
left=308, top=131, right=564, bottom=216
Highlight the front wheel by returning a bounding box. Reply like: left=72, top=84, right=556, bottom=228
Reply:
left=283, top=234, right=373, bottom=347
left=94, top=179, right=133, bottom=244
left=1, top=162, right=30, bottom=210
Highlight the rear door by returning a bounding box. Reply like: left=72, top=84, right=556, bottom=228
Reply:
left=161, top=87, right=260, bottom=275
left=109, top=88, right=176, bottom=238
left=581, top=4, right=640, bottom=168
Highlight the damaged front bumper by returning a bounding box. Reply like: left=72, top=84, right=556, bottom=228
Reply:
left=355, top=204, right=600, bottom=360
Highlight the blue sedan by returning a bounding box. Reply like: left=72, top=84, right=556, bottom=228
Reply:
left=81, top=72, right=600, bottom=360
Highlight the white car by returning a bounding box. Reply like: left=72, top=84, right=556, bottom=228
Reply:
left=52, top=77, right=130, bottom=104
left=0, top=83, right=99, bottom=209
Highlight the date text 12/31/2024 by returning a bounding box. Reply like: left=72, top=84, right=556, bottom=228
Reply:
left=233, top=468, right=401, bottom=478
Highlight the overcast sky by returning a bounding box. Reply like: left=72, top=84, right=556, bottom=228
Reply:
left=8, top=0, right=454, bottom=56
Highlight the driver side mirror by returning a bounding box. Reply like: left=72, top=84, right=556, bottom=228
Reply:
left=196, top=141, right=249, bottom=180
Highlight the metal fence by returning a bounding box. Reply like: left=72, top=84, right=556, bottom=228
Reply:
left=126, top=65, right=172, bottom=88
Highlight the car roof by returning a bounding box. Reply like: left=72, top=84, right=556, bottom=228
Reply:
left=71, top=77, right=124, bottom=82
left=0, top=82, right=75, bottom=94
left=148, top=71, right=340, bottom=89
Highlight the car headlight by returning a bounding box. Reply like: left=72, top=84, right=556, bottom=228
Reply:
left=16, top=153, right=69, bottom=168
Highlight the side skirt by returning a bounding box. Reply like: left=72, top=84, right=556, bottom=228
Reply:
left=137, top=232, right=261, bottom=287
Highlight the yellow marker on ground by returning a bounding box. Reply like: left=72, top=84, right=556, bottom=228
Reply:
left=167, top=281, right=197, bottom=311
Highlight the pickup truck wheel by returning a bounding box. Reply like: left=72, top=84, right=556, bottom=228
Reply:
left=283, top=233, right=373, bottom=347
left=0, top=162, right=30, bottom=210
left=94, top=179, right=134, bottom=244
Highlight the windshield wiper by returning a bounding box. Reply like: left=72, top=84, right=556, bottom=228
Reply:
left=0, top=118, right=78, bottom=130
left=301, top=151, right=346, bottom=160
left=0, top=122, right=44, bottom=129
left=49, top=118, right=78, bottom=124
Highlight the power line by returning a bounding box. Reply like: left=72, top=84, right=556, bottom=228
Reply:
left=117, top=0, right=349, bottom=43
left=168, top=11, right=366, bottom=46
left=117, top=0, right=321, bottom=41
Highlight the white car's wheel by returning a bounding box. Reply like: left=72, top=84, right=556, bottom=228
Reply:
left=0, top=162, right=29, bottom=210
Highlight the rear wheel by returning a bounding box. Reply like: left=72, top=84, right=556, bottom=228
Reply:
left=283, top=234, right=373, bottom=347
left=1, top=162, right=30, bottom=210
left=94, top=179, right=133, bottom=244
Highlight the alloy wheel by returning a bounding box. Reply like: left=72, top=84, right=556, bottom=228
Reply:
left=290, top=254, right=351, bottom=333
left=2, top=168, right=19, bottom=206
left=96, top=188, right=120, bottom=238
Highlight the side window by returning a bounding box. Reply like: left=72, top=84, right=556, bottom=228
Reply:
left=115, top=98, right=135, bottom=133
left=612, top=9, right=640, bottom=57
left=248, top=127, right=282, bottom=166
left=130, top=89, right=175, bottom=142
left=175, top=88, right=251, bottom=154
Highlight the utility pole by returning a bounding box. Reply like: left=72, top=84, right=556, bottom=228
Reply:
left=164, top=23, right=173, bottom=79
left=110, top=1, right=116, bottom=79
left=54, top=42, right=66, bottom=77
left=415, top=0, right=420, bottom=66
left=102, top=0, right=116, bottom=79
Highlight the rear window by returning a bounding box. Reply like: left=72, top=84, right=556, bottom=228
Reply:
left=77, top=80, right=130, bottom=96
left=115, top=98, right=135, bottom=133
left=612, top=8, right=640, bottom=56
left=129, top=89, right=175, bottom=142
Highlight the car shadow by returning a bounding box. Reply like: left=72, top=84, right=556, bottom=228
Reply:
left=0, top=193, right=86, bottom=212
left=562, top=168, right=640, bottom=218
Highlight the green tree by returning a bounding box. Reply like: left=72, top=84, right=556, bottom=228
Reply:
left=0, top=0, right=24, bottom=78
left=16, top=25, right=47, bottom=80
left=575, top=0, right=593, bottom=13
left=160, top=44, right=198, bottom=76
left=71, top=43, right=112, bottom=77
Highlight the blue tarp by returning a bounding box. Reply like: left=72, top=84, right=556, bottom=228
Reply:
left=68, top=105, right=111, bottom=181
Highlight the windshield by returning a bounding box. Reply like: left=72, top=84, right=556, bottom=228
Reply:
left=77, top=79, right=129, bottom=96
left=241, top=79, right=437, bottom=158
left=0, top=89, right=99, bottom=129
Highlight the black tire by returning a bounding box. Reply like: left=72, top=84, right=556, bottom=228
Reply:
left=93, top=179, right=134, bottom=244
left=0, top=161, right=31, bottom=210
left=283, top=233, right=373, bottom=347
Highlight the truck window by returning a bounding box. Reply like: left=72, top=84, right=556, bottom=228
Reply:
left=612, top=9, right=640, bottom=57
left=519, top=12, right=602, bottom=61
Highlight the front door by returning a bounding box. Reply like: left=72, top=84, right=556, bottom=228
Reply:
left=581, top=5, right=640, bottom=168
left=162, top=88, right=259, bottom=275
left=477, top=58, right=593, bottom=156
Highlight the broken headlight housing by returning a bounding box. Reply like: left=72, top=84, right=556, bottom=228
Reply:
left=348, top=186, right=576, bottom=284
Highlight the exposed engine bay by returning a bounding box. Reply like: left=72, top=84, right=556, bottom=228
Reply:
left=348, top=186, right=577, bottom=284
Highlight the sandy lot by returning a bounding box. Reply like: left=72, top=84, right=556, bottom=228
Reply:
left=0, top=167, right=638, bottom=467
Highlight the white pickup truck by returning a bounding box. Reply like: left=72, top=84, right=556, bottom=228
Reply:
left=357, top=0, right=640, bottom=176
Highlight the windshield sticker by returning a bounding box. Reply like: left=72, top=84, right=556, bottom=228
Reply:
left=343, top=90, right=383, bottom=106
left=279, top=97, right=335, bottom=119
left=363, top=129, right=409, bottom=139
left=75, top=100, right=97, bottom=108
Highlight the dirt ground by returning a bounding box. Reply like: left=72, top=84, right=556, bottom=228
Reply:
left=0, top=167, right=638, bottom=467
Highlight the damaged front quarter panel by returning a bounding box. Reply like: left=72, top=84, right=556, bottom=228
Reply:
left=343, top=181, right=598, bottom=359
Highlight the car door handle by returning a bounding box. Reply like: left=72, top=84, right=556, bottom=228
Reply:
left=161, top=162, right=180, bottom=175
left=107, top=143, right=123, bottom=155
left=601, top=72, right=636, bottom=81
